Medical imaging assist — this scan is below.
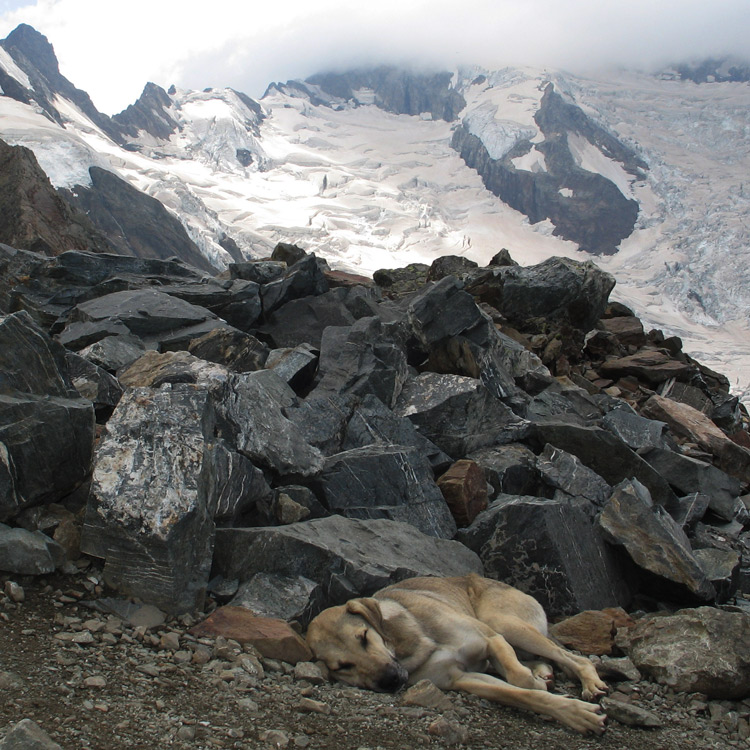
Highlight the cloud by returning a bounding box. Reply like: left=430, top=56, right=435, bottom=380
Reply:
left=1, top=0, right=749, bottom=114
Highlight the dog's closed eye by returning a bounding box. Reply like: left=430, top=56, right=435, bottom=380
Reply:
left=358, top=630, right=368, bottom=648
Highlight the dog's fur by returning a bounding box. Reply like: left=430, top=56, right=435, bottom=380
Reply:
left=306, top=574, right=607, bottom=734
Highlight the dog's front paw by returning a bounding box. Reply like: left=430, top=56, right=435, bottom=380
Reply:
left=581, top=676, right=609, bottom=702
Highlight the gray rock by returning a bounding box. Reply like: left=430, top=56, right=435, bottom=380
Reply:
left=213, top=516, right=482, bottom=612
left=65, top=351, right=123, bottom=421
left=693, top=548, right=741, bottom=603
left=78, top=334, right=147, bottom=373
left=312, top=444, right=456, bottom=538
left=0, top=719, right=63, bottom=749
left=467, top=444, right=540, bottom=496
left=118, top=350, right=230, bottom=389
left=600, top=698, right=662, bottom=727
left=535, top=443, right=611, bottom=505
left=187, top=327, right=269, bottom=373
left=596, top=479, right=715, bottom=603
left=229, top=573, right=324, bottom=626
left=265, top=344, right=319, bottom=392
left=627, top=607, right=750, bottom=699
left=671, top=493, right=711, bottom=530
left=601, top=408, right=668, bottom=451
left=394, top=372, right=529, bottom=459
left=457, top=495, right=630, bottom=617
left=0, top=523, right=65, bottom=575
left=285, top=393, right=356, bottom=457
left=260, top=254, right=329, bottom=316
left=81, top=384, right=217, bottom=613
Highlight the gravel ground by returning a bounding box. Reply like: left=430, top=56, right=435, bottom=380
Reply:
left=2, top=564, right=750, bottom=750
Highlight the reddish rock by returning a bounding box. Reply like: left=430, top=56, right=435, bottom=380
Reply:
left=549, top=608, right=635, bottom=655
left=599, top=317, right=647, bottom=348
left=190, top=606, right=312, bottom=663
left=600, top=349, right=694, bottom=385
left=437, top=460, right=488, bottom=527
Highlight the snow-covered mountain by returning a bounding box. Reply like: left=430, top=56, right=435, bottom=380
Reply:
left=1, top=24, right=749, bottom=395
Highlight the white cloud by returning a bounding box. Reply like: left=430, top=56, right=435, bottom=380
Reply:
left=1, top=0, right=749, bottom=114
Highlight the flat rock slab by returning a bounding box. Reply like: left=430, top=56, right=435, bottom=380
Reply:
left=190, top=607, right=312, bottom=663
left=549, top=608, right=635, bottom=655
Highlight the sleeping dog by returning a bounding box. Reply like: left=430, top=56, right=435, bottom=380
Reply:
left=306, top=574, right=607, bottom=734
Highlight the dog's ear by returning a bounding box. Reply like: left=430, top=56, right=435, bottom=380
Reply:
left=346, top=598, right=384, bottom=635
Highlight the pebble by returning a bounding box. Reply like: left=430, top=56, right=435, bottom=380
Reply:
left=83, top=675, right=107, bottom=688
left=4, top=580, right=25, bottom=602
left=260, top=729, right=291, bottom=748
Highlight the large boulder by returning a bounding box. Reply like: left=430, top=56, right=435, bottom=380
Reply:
left=81, top=384, right=219, bottom=613
left=311, top=444, right=456, bottom=538
left=596, top=479, right=715, bottom=603
left=457, top=495, right=630, bottom=617
left=625, top=607, right=750, bottom=699
left=212, top=516, right=483, bottom=613
left=0, top=311, right=94, bottom=521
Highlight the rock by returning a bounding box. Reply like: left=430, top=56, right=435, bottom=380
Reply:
left=117, top=350, right=229, bottom=389
left=427, top=717, right=468, bottom=745
left=373, top=262, right=430, bottom=297
left=229, top=573, right=324, bottom=626
left=596, top=479, right=715, bottom=603
left=65, top=351, right=123, bottom=421
left=670, top=493, right=711, bottom=530
left=457, top=495, right=630, bottom=617
left=601, top=408, right=668, bottom=451
left=77, top=334, right=147, bottom=373
left=187, top=327, right=269, bottom=372
left=229, top=260, right=286, bottom=285
left=265, top=344, right=319, bottom=392
left=595, top=656, right=641, bottom=682
left=4, top=580, right=25, bottom=602
left=0, top=523, right=65, bottom=574
left=535, top=444, right=611, bottom=505
left=190, top=608, right=313, bottom=664
left=598, top=316, right=647, bottom=348
left=394, top=372, right=529, bottom=458
left=292, top=662, right=325, bottom=685
left=260, top=254, right=329, bottom=316
left=642, top=394, right=750, bottom=484
left=0, top=311, right=95, bottom=521
left=427, top=254, right=479, bottom=281
left=467, top=444, right=540, bottom=496
left=0, top=719, right=63, bottom=749
left=549, top=608, right=634, bottom=655
left=436, top=460, right=488, bottom=527
left=600, top=350, right=695, bottom=385
left=213, top=516, right=482, bottom=612
left=626, top=607, right=750, bottom=699
left=271, top=241, right=307, bottom=266
left=84, top=597, right=166, bottom=628
left=693, top=548, right=741, bottom=603
left=81, top=385, right=217, bottom=613
left=402, top=679, right=454, bottom=710
left=312, top=444, right=456, bottom=538
left=600, top=698, right=662, bottom=727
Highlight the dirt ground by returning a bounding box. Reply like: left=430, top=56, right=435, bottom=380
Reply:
left=1, top=564, right=749, bottom=750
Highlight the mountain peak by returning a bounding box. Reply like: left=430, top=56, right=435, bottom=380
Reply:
left=3, top=23, right=60, bottom=80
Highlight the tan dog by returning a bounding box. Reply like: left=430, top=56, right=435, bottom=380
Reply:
left=306, top=574, right=607, bottom=734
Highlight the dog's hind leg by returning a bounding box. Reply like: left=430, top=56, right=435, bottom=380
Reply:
left=485, top=634, right=549, bottom=691
left=482, top=614, right=607, bottom=700
left=450, top=671, right=606, bottom=735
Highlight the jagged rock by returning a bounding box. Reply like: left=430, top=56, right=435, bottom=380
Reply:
left=535, top=444, right=611, bottom=505
left=457, top=495, right=630, bottom=617
left=394, top=372, right=529, bottom=458
left=373, top=262, right=430, bottom=297
left=229, top=572, right=324, bottom=625
left=271, top=241, right=307, bottom=266
left=642, top=394, right=750, bottom=483
left=285, top=393, right=356, bottom=457
left=216, top=370, right=324, bottom=478
left=693, top=548, right=741, bottom=603
left=0, top=311, right=95, bottom=521
left=271, top=486, right=327, bottom=522
left=190, top=607, right=313, bottom=663
left=81, top=384, right=218, bottom=613
left=64, top=351, right=123, bottom=421
left=427, top=255, right=479, bottom=281
left=118, top=350, right=229, bottom=389
left=670, top=492, right=711, bottom=530
left=311, top=444, right=456, bottom=538
left=600, top=698, right=662, bottom=728
left=213, top=516, right=482, bottom=612
left=640, top=447, right=745, bottom=523
left=466, top=256, right=616, bottom=331
left=626, top=607, right=750, bottom=699
left=525, top=382, right=602, bottom=425
left=596, top=479, right=715, bottom=603
left=341, top=394, right=451, bottom=472
left=529, top=422, right=678, bottom=511
left=187, top=327, right=269, bottom=372
left=265, top=343, right=319, bottom=392
left=0, top=523, right=65, bottom=574
left=0, top=718, right=63, bottom=749
left=600, top=349, right=695, bottom=385
left=436, top=460, right=488, bottom=527
left=601, top=407, right=668, bottom=451
left=228, top=260, right=286, bottom=285
left=77, top=333, right=147, bottom=373
left=597, top=316, right=647, bottom=348
left=467, top=444, right=541, bottom=496
left=314, top=317, right=408, bottom=407
left=260, top=254, right=329, bottom=316
left=549, top=608, right=634, bottom=655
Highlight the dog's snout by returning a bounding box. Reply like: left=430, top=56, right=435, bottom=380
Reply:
left=376, top=663, right=407, bottom=692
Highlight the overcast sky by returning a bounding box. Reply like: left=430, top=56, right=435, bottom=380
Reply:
left=1, top=0, right=749, bottom=115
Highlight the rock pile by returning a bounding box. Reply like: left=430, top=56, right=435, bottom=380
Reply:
left=1, top=239, right=749, bottom=704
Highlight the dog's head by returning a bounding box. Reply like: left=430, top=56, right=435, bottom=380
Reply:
left=306, top=598, right=408, bottom=693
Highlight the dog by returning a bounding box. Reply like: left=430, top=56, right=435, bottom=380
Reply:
left=305, top=574, right=607, bottom=734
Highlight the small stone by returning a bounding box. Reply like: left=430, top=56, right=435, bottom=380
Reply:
left=54, top=631, right=95, bottom=645
left=292, top=661, right=325, bottom=685
left=402, top=679, right=453, bottom=711
left=84, top=675, right=107, bottom=688
left=601, top=697, right=663, bottom=727
left=260, top=729, right=290, bottom=748
left=296, top=697, right=331, bottom=715
left=0, top=719, right=63, bottom=749
left=4, top=580, right=25, bottom=602
left=427, top=717, right=468, bottom=745
left=177, top=725, right=196, bottom=740
left=173, top=650, right=193, bottom=664
left=159, top=631, right=181, bottom=651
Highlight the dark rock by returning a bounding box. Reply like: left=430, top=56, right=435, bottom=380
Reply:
left=596, top=479, right=715, bottom=603
left=427, top=255, right=479, bottom=281
left=467, top=443, right=541, bottom=496
left=213, top=516, right=483, bottom=613
left=535, top=443, right=612, bottom=505
left=229, top=260, right=286, bottom=284
left=373, top=263, right=430, bottom=298
left=692, top=548, right=741, bottom=603
left=601, top=407, right=668, bottom=451
left=65, top=351, right=123, bottom=421
left=285, top=393, right=356, bottom=457
left=271, top=241, right=307, bottom=266
left=597, top=316, right=647, bottom=348
left=265, top=343, right=319, bottom=393
left=113, top=82, right=180, bottom=140
left=312, top=444, right=456, bottom=538
left=78, top=333, right=147, bottom=373
left=187, top=327, right=269, bottom=372
left=261, top=254, right=329, bottom=316
left=0, top=718, right=63, bottom=749
left=229, top=572, right=324, bottom=626
left=600, top=350, right=695, bottom=385
left=670, top=492, right=711, bottom=530
left=0, top=522, right=65, bottom=574
left=394, top=372, right=529, bottom=459
left=486, top=248, right=518, bottom=267
left=457, top=494, right=630, bottom=617
left=118, top=350, right=229, bottom=389
left=81, top=384, right=218, bottom=613
left=626, top=607, right=750, bottom=699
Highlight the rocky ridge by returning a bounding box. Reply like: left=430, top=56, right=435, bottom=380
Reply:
left=1, top=238, right=749, bottom=744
